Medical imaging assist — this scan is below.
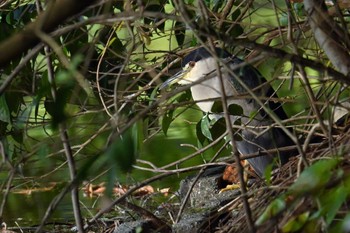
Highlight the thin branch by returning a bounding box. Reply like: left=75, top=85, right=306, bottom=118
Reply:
left=37, top=25, right=83, bottom=232
left=223, top=38, right=350, bottom=85
left=209, top=40, right=255, bottom=232
left=58, top=124, right=84, bottom=232
left=0, top=44, right=43, bottom=95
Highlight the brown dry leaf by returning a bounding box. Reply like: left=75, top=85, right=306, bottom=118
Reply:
left=159, top=188, right=170, bottom=196
left=133, top=185, right=154, bottom=197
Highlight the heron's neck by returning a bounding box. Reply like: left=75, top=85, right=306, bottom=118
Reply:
left=190, top=74, right=236, bottom=112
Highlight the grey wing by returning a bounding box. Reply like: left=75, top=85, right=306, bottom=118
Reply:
left=236, top=126, right=294, bottom=177
left=227, top=59, right=294, bottom=176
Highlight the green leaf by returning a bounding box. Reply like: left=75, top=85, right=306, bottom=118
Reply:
left=255, top=197, right=286, bottom=226
left=339, top=213, right=350, bottom=233
left=249, top=110, right=258, bottom=120
left=133, top=120, right=144, bottom=153
left=162, top=109, right=174, bottom=136
left=106, top=127, right=137, bottom=173
left=45, top=87, right=71, bottom=128
left=149, top=84, right=159, bottom=106
left=303, top=219, right=321, bottom=233
left=144, top=4, right=165, bottom=32
left=176, top=90, right=192, bottom=102
left=56, top=55, right=82, bottom=88
left=320, top=185, right=347, bottom=225
left=212, top=0, right=224, bottom=12
left=175, top=21, right=186, bottom=47
left=231, top=8, right=241, bottom=21
left=63, top=28, right=89, bottom=55
left=4, top=91, right=23, bottom=116
left=264, top=163, right=274, bottom=186
left=201, top=114, right=213, bottom=141
left=190, top=36, right=198, bottom=46
left=0, top=95, right=11, bottom=123
left=16, top=103, right=32, bottom=129
left=211, top=101, right=223, bottom=113
left=279, top=13, right=288, bottom=27
left=210, top=117, right=226, bottom=140
left=293, top=3, right=306, bottom=17
left=196, top=120, right=207, bottom=146
left=55, top=70, right=76, bottom=88
left=211, top=102, right=243, bottom=116
left=228, top=24, right=244, bottom=38
left=37, top=144, right=50, bottom=160
left=282, top=212, right=310, bottom=232
left=5, top=12, right=12, bottom=24
left=228, top=104, right=243, bottom=115
left=289, top=159, right=339, bottom=196
left=10, top=128, right=23, bottom=144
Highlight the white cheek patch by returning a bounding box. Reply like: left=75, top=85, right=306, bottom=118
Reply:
left=176, top=64, right=193, bottom=85
left=177, top=58, right=217, bottom=85
left=178, top=72, right=193, bottom=85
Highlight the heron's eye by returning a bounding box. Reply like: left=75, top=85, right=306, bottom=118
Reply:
left=188, top=61, right=196, bottom=68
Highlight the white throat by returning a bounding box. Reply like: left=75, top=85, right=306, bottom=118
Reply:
left=183, top=57, right=237, bottom=112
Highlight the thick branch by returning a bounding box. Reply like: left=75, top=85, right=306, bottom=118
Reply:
left=304, top=0, right=350, bottom=76
left=0, top=0, right=97, bottom=67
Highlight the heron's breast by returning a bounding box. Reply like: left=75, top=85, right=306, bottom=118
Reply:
left=190, top=77, right=238, bottom=112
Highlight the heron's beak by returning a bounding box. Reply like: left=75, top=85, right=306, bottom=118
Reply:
left=159, top=68, right=190, bottom=90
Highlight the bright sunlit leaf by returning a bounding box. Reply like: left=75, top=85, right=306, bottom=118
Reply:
left=201, top=114, right=213, bottom=141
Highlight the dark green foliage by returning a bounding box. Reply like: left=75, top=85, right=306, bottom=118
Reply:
left=62, top=28, right=89, bottom=56
left=105, top=128, right=137, bottom=174
left=44, top=55, right=83, bottom=128
left=196, top=112, right=241, bottom=147
left=44, top=88, right=70, bottom=128
left=0, top=95, right=11, bottom=124
left=3, top=4, right=36, bottom=27
left=293, top=3, right=305, bottom=17
left=196, top=119, right=207, bottom=146
left=210, top=101, right=243, bottom=116
left=144, top=4, right=166, bottom=33
left=200, top=113, right=213, bottom=141
left=162, top=109, right=174, bottom=136
left=210, top=101, right=224, bottom=113
left=174, top=21, right=186, bottom=47
left=162, top=90, right=192, bottom=136
left=0, top=0, right=349, bottom=231
left=209, top=117, right=227, bottom=140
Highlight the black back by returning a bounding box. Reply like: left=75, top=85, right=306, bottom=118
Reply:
left=182, top=47, right=231, bottom=67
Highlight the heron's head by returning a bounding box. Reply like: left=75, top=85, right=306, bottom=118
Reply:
left=160, top=47, right=231, bottom=89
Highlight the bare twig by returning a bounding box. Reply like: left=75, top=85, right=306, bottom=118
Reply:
left=209, top=40, right=255, bottom=232
left=35, top=14, right=83, bottom=231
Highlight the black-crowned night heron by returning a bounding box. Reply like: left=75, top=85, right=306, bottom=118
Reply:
left=161, top=47, right=294, bottom=177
